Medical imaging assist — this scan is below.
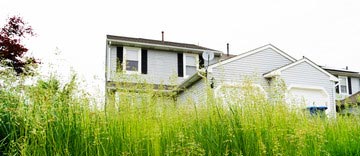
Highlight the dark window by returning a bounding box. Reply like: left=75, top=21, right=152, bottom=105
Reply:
left=116, top=47, right=123, bottom=72
left=335, top=82, right=339, bottom=94
left=199, top=54, right=204, bottom=68
left=126, top=60, right=138, bottom=71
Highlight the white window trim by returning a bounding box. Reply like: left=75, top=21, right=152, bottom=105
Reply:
left=338, top=76, right=349, bottom=95
left=123, top=46, right=141, bottom=74
left=183, top=53, right=199, bottom=78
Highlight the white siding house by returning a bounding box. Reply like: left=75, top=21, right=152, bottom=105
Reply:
left=106, top=35, right=344, bottom=117
left=191, top=45, right=338, bottom=117
left=105, top=35, right=222, bottom=103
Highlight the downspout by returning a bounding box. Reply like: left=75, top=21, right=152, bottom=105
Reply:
left=105, top=40, right=109, bottom=82
left=107, top=42, right=112, bottom=81
left=105, top=40, right=109, bottom=107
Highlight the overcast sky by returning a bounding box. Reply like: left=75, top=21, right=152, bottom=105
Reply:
left=1, top=0, right=360, bottom=94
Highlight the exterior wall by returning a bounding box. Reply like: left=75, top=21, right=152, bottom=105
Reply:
left=280, top=62, right=336, bottom=117
left=205, top=56, right=220, bottom=67
left=210, top=48, right=293, bottom=90
left=351, top=77, right=360, bottom=94
left=146, top=49, right=183, bottom=84
left=177, top=79, right=207, bottom=104
left=109, top=46, right=182, bottom=85
left=108, top=46, right=221, bottom=85
left=109, top=46, right=117, bottom=79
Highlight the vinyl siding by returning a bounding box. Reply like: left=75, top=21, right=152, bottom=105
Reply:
left=177, top=79, right=207, bottom=104
left=205, top=57, right=220, bottom=66
left=351, top=77, right=360, bottom=94
left=146, top=49, right=183, bottom=84
left=211, top=48, right=293, bottom=89
left=280, top=62, right=336, bottom=117
left=108, top=46, right=220, bottom=85
left=109, top=46, right=117, bottom=79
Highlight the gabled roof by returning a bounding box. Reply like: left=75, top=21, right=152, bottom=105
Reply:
left=219, top=54, right=238, bottom=61
left=175, top=71, right=205, bottom=93
left=339, top=91, right=360, bottom=105
left=264, top=57, right=339, bottom=82
left=107, top=35, right=222, bottom=54
left=208, top=44, right=297, bottom=70
left=322, top=67, right=360, bottom=78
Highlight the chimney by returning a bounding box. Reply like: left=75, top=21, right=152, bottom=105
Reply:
left=161, top=31, right=164, bottom=42
left=346, top=66, right=348, bottom=70
left=226, top=43, right=229, bottom=57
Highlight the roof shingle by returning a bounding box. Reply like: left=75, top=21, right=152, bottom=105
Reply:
left=107, top=35, right=218, bottom=52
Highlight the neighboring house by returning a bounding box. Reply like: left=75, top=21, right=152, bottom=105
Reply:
left=322, top=67, right=360, bottom=100
left=322, top=67, right=360, bottom=113
left=105, top=35, right=339, bottom=117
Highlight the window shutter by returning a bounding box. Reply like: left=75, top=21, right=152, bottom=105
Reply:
left=141, top=49, right=147, bottom=74
left=178, top=53, right=184, bottom=77
left=348, top=77, right=352, bottom=94
left=335, top=83, right=339, bottom=94
left=199, top=54, right=204, bottom=68
left=116, top=46, right=123, bottom=72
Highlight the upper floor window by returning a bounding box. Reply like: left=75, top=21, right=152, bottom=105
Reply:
left=339, top=76, right=348, bottom=94
left=184, top=53, right=198, bottom=77
left=124, top=47, right=141, bottom=74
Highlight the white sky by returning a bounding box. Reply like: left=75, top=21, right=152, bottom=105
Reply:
left=1, top=0, right=360, bottom=95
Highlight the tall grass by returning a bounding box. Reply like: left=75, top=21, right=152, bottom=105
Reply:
left=1, top=75, right=360, bottom=155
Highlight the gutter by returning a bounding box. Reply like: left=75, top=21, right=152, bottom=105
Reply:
left=107, top=39, right=222, bottom=55
left=175, top=71, right=206, bottom=93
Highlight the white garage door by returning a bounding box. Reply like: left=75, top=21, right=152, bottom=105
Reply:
left=288, top=87, right=329, bottom=107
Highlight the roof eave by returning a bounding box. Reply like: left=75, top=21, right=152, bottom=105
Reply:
left=264, top=59, right=339, bottom=82
left=175, top=71, right=205, bottom=92
left=107, top=38, right=223, bottom=55
left=208, top=44, right=297, bottom=71
left=263, top=71, right=281, bottom=78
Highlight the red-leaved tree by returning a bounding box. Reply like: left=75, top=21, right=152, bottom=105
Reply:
left=0, top=16, right=39, bottom=75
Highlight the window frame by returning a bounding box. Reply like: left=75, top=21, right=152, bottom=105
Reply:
left=123, top=46, right=142, bottom=74
left=183, top=53, right=199, bottom=78
left=338, top=76, right=349, bottom=95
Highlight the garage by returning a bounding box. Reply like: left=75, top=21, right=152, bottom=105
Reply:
left=287, top=86, right=330, bottom=108
left=215, top=83, right=267, bottom=105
